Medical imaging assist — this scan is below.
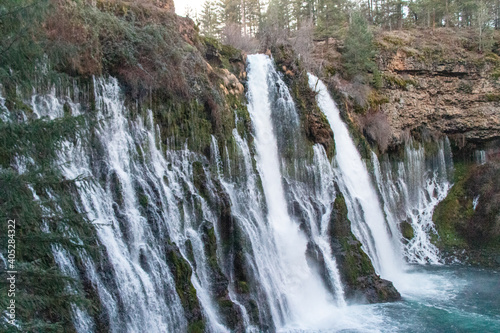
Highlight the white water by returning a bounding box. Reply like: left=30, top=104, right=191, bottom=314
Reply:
left=245, top=55, right=344, bottom=330
left=372, top=139, right=453, bottom=264
left=2, top=59, right=466, bottom=332
left=21, top=78, right=236, bottom=332
left=308, top=74, right=403, bottom=282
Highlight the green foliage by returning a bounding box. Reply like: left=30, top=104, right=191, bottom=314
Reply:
left=165, top=242, right=202, bottom=313
left=0, top=115, right=87, bottom=168
left=0, top=0, right=50, bottom=87
left=200, top=1, right=221, bottom=38
left=432, top=161, right=475, bottom=250
left=341, top=13, right=376, bottom=81
left=383, top=73, right=417, bottom=90
left=0, top=112, right=98, bottom=331
left=315, top=0, right=351, bottom=39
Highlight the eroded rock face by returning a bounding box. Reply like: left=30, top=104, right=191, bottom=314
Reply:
left=329, top=193, right=401, bottom=303
left=379, top=51, right=500, bottom=144
left=313, top=29, right=500, bottom=148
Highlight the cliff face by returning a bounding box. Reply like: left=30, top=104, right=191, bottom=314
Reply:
left=311, top=28, right=500, bottom=267
left=377, top=30, right=500, bottom=145
left=314, top=28, right=500, bottom=150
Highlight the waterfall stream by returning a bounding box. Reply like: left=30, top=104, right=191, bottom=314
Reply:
left=308, top=74, right=403, bottom=282
left=372, top=139, right=453, bottom=264
left=1, top=56, right=468, bottom=333
left=244, top=54, right=344, bottom=330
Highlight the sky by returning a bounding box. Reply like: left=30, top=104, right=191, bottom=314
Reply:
left=174, top=0, right=204, bottom=18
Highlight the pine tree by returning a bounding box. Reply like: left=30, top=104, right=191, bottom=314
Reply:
left=200, top=0, right=221, bottom=38
left=341, top=12, right=376, bottom=80
left=0, top=0, right=49, bottom=85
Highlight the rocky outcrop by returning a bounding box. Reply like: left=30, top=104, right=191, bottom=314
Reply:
left=379, top=49, right=500, bottom=145
left=329, top=193, right=401, bottom=303
left=273, top=45, right=336, bottom=157
left=433, top=158, right=500, bottom=267
left=314, top=28, right=500, bottom=149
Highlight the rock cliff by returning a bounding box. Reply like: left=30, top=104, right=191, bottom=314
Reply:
left=314, top=28, right=500, bottom=150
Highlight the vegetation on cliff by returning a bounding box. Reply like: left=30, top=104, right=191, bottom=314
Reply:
left=0, top=0, right=249, bottom=330
left=329, top=193, right=401, bottom=303
left=433, top=158, right=500, bottom=266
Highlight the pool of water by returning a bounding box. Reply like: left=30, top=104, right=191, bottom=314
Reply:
left=374, top=265, right=500, bottom=333
left=278, top=265, right=500, bottom=333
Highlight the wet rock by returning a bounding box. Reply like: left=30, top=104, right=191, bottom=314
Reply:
left=329, top=193, right=401, bottom=303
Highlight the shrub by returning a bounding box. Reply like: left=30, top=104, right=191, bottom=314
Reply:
left=361, top=111, right=391, bottom=153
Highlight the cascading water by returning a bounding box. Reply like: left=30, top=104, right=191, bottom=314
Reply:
left=308, top=74, right=403, bottom=281
left=4, top=55, right=495, bottom=333
left=372, top=139, right=453, bottom=264
left=244, top=54, right=342, bottom=330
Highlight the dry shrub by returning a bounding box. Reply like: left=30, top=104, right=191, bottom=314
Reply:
left=44, top=0, right=207, bottom=99
left=290, top=18, right=314, bottom=69
left=361, top=111, right=391, bottom=153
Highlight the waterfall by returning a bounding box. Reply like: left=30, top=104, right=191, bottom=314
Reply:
left=372, top=139, right=453, bottom=264
left=3, top=55, right=463, bottom=332
left=308, top=73, right=455, bottom=289
left=308, top=74, right=404, bottom=281
left=244, top=54, right=344, bottom=329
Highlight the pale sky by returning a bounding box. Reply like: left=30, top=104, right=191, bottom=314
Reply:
left=174, top=0, right=204, bottom=18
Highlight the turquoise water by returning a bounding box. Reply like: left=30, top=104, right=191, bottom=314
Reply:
left=279, top=265, right=500, bottom=333
left=370, top=265, right=500, bottom=333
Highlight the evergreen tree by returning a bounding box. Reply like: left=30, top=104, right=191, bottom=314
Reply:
left=201, top=0, right=221, bottom=38
left=316, top=0, right=350, bottom=38
left=341, top=12, right=376, bottom=80
left=0, top=0, right=49, bottom=85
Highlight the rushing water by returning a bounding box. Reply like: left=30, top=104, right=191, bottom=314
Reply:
left=2, top=57, right=499, bottom=332
left=371, top=265, right=500, bottom=333
left=308, top=73, right=403, bottom=282
left=372, top=139, right=453, bottom=265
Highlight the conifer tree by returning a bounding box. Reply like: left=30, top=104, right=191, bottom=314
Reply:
left=201, top=0, right=221, bottom=38
left=341, top=12, right=376, bottom=80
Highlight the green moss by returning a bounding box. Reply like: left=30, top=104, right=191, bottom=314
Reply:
left=382, top=35, right=406, bottom=47
left=187, top=320, right=205, bottom=333
left=165, top=242, right=202, bottom=319
left=432, top=162, right=472, bottom=250
left=192, top=161, right=209, bottom=199
left=400, top=220, right=414, bottom=240
left=138, top=194, right=149, bottom=209
left=324, top=65, right=337, bottom=77
left=383, top=73, right=417, bottom=90
left=331, top=194, right=375, bottom=286
left=368, top=91, right=389, bottom=108
left=203, top=225, right=219, bottom=272
left=236, top=281, right=249, bottom=294
left=491, top=68, right=500, bottom=79
left=485, top=93, right=500, bottom=102
left=272, top=45, right=335, bottom=159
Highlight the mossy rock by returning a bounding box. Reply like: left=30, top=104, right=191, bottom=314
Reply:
left=433, top=159, right=500, bottom=266
left=272, top=44, right=335, bottom=159
left=329, top=192, right=401, bottom=303
left=400, top=220, right=414, bottom=240
left=165, top=242, right=204, bottom=325
left=187, top=320, right=205, bottom=333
